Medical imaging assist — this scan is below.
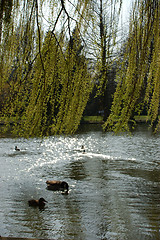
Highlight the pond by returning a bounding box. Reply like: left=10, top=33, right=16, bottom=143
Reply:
left=0, top=124, right=160, bottom=240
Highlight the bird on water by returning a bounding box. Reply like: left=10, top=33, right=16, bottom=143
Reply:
left=15, top=146, right=20, bottom=151
left=46, top=180, right=69, bottom=194
left=28, top=197, right=48, bottom=208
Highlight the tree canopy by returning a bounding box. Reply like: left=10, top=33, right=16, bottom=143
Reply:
left=0, top=0, right=159, bottom=137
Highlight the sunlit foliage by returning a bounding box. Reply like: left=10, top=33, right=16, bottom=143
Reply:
left=104, top=0, right=160, bottom=132
left=0, top=0, right=93, bottom=137
left=0, top=0, right=159, bottom=136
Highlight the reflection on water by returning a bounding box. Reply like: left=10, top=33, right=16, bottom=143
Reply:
left=0, top=124, right=160, bottom=239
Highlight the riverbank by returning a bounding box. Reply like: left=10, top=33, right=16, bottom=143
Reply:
left=0, top=115, right=158, bottom=138
left=81, top=115, right=152, bottom=124
left=0, top=115, right=155, bottom=126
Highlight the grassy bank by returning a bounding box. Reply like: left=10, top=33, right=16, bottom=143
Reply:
left=82, top=116, right=104, bottom=124
left=82, top=115, right=154, bottom=124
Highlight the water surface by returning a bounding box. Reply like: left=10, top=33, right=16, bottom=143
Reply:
left=0, top=124, right=160, bottom=240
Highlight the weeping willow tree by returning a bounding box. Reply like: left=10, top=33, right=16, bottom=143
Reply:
left=104, top=0, right=160, bottom=132
left=1, top=0, right=159, bottom=137
left=0, top=0, right=93, bottom=137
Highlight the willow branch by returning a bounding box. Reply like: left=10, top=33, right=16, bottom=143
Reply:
left=35, top=0, right=45, bottom=76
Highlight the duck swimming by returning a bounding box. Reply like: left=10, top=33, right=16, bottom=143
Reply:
left=81, top=145, right=85, bottom=153
left=46, top=180, right=69, bottom=193
left=15, top=146, right=20, bottom=151
left=28, top=197, right=47, bottom=208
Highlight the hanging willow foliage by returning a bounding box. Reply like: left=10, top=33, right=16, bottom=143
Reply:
left=0, top=0, right=93, bottom=137
left=1, top=0, right=159, bottom=136
left=1, top=29, right=93, bottom=137
left=104, top=0, right=160, bottom=132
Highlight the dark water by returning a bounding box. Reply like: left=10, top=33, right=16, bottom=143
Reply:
left=0, top=124, right=160, bottom=240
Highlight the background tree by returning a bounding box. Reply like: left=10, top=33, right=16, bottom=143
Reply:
left=82, top=0, right=121, bottom=120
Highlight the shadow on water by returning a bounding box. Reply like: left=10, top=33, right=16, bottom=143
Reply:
left=66, top=160, right=87, bottom=181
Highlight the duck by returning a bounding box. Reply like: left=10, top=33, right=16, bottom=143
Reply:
left=81, top=145, right=85, bottom=153
left=46, top=180, right=69, bottom=193
left=15, top=146, right=20, bottom=151
left=28, top=197, right=47, bottom=208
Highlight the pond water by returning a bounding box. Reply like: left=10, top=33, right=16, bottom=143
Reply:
left=0, top=124, right=160, bottom=240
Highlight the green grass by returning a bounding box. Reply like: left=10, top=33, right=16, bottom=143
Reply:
left=82, top=116, right=103, bottom=123
left=83, top=115, right=160, bottom=123
left=134, top=115, right=151, bottom=121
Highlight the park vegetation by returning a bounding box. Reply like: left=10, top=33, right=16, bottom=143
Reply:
left=0, top=0, right=159, bottom=137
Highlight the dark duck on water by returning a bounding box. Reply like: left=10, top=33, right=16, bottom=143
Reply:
left=28, top=197, right=48, bottom=208
left=46, top=180, right=69, bottom=193
left=15, top=146, right=20, bottom=151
